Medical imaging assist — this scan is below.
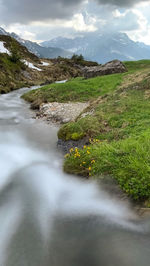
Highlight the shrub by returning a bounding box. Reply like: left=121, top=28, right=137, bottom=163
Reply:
left=9, top=41, right=21, bottom=63
left=71, top=54, right=84, bottom=63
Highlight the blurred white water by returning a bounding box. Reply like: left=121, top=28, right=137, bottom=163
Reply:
left=0, top=87, right=150, bottom=266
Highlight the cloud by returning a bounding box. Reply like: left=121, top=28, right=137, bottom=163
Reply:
left=1, top=0, right=150, bottom=45
left=95, top=0, right=150, bottom=7
left=0, top=0, right=84, bottom=24
left=0, top=0, right=150, bottom=25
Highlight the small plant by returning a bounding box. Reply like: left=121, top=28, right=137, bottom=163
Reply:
left=9, top=41, right=21, bottom=63
left=71, top=54, right=84, bottom=63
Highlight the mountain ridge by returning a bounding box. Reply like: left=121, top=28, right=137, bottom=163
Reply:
left=41, top=32, right=150, bottom=63
left=0, top=27, right=72, bottom=59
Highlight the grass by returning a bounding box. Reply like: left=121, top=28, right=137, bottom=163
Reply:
left=64, top=131, right=150, bottom=202
left=63, top=77, right=150, bottom=203
left=124, top=60, right=150, bottom=72
left=22, top=73, right=124, bottom=106
left=22, top=59, right=150, bottom=202
left=58, top=77, right=150, bottom=141
left=0, top=53, right=27, bottom=93
left=22, top=59, right=150, bottom=107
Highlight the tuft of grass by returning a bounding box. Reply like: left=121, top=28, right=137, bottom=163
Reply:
left=58, top=116, right=101, bottom=141
left=64, top=131, right=150, bottom=201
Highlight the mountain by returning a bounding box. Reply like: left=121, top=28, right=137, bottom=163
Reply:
left=0, top=35, right=83, bottom=94
left=0, top=27, right=71, bottom=59
left=0, top=27, right=8, bottom=35
left=41, top=32, right=150, bottom=63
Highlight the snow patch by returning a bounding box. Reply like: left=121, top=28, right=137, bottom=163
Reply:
left=23, top=60, right=42, bottom=71
left=41, top=61, right=49, bottom=66
left=55, top=80, right=67, bottom=84
left=0, top=42, right=10, bottom=55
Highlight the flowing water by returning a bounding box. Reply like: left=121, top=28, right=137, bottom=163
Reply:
left=0, top=86, right=150, bottom=266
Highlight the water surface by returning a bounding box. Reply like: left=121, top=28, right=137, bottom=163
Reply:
left=0, top=86, right=150, bottom=266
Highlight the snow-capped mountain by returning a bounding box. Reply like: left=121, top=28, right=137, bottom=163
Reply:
left=1, top=26, right=150, bottom=63
left=0, top=27, right=8, bottom=35
left=41, top=32, right=150, bottom=63
left=0, top=27, right=71, bottom=59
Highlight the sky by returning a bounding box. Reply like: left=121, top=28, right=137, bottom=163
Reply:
left=0, top=0, right=150, bottom=44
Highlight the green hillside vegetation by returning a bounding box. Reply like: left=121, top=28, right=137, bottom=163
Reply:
left=22, top=59, right=150, bottom=203
left=0, top=36, right=88, bottom=94
left=0, top=35, right=40, bottom=93
left=22, top=74, right=123, bottom=106
left=0, top=53, right=26, bottom=93
left=22, top=60, right=150, bottom=107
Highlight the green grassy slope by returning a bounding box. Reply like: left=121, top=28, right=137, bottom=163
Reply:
left=0, top=35, right=41, bottom=93
left=22, top=74, right=123, bottom=105
left=22, top=59, right=150, bottom=203
left=22, top=60, right=150, bottom=106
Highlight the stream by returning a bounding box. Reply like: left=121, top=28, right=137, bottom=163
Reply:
left=0, top=86, right=150, bottom=266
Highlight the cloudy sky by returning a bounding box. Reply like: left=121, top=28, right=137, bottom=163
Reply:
left=0, top=0, right=150, bottom=44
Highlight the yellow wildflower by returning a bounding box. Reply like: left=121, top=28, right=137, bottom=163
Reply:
left=83, top=162, right=86, bottom=164
left=83, top=145, right=87, bottom=149
left=87, top=150, right=90, bottom=154
left=88, top=166, right=92, bottom=171
left=70, top=148, right=74, bottom=153
left=91, top=160, right=95, bottom=164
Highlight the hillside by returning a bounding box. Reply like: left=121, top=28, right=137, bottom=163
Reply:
left=0, top=35, right=41, bottom=93
left=41, top=32, right=150, bottom=63
left=22, top=60, right=150, bottom=204
left=0, top=35, right=97, bottom=94
left=0, top=27, right=72, bottom=59
left=1, top=26, right=150, bottom=64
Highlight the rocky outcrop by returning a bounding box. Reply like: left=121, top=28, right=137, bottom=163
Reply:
left=83, top=60, right=127, bottom=78
left=39, top=102, right=89, bottom=124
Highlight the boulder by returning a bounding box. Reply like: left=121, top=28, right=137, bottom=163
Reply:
left=83, top=60, right=127, bottom=78
left=39, top=102, right=89, bottom=124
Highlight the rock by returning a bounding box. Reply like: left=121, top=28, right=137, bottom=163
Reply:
left=40, top=80, right=53, bottom=86
left=39, top=102, right=89, bottom=124
left=83, top=60, right=127, bottom=78
left=22, top=70, right=32, bottom=80
left=57, top=137, right=89, bottom=153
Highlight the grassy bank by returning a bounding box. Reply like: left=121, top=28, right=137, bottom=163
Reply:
left=22, top=60, right=150, bottom=107
left=22, top=69, right=124, bottom=108
left=63, top=73, right=150, bottom=203
left=23, top=59, right=150, bottom=203
left=64, top=131, right=150, bottom=202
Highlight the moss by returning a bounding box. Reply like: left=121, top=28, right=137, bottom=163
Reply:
left=58, top=116, right=101, bottom=141
left=71, top=132, right=85, bottom=141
